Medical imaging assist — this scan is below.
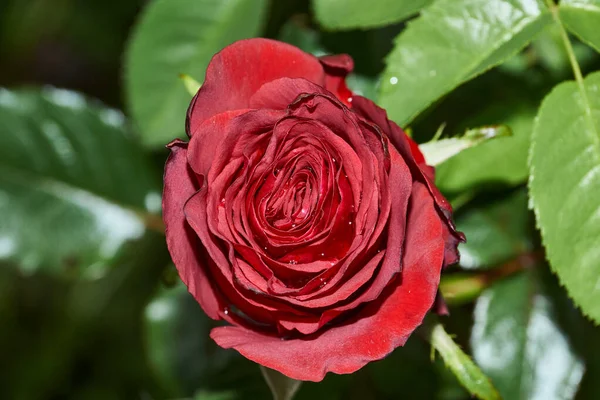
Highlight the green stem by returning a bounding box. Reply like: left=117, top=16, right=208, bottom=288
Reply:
left=545, top=0, right=591, bottom=110
left=260, top=366, right=302, bottom=400
left=441, top=251, right=541, bottom=306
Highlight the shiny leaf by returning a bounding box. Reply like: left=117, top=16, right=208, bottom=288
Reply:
left=125, top=0, right=268, bottom=147
left=313, top=0, right=434, bottom=30
left=0, top=88, right=161, bottom=278
left=560, top=0, right=600, bottom=52
left=471, top=270, right=585, bottom=399
left=379, top=0, right=551, bottom=126
left=419, top=125, right=512, bottom=166
left=528, top=71, right=600, bottom=323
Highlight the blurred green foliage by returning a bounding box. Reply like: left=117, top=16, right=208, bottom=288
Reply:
left=1, top=0, right=600, bottom=399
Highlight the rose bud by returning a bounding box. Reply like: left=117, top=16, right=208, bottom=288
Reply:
left=162, top=38, right=464, bottom=382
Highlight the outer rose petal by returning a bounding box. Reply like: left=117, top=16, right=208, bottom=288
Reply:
left=351, top=95, right=464, bottom=267
left=187, top=38, right=326, bottom=136
left=211, top=182, right=445, bottom=381
left=320, top=54, right=354, bottom=107
left=163, top=140, right=223, bottom=320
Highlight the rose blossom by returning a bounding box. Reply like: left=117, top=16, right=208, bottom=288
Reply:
left=162, top=38, right=463, bottom=381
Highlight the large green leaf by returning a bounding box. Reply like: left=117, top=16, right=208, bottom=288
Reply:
left=379, top=0, right=552, bottom=126
left=125, top=0, right=268, bottom=147
left=528, top=71, right=600, bottom=322
left=471, top=270, right=585, bottom=399
left=0, top=87, right=161, bottom=277
left=560, top=0, right=600, bottom=52
left=312, top=0, right=433, bottom=30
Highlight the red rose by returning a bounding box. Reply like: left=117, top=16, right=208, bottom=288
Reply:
left=163, top=38, right=463, bottom=381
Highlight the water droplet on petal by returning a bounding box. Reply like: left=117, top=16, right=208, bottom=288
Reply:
left=320, top=252, right=325, bottom=257
left=223, top=307, right=229, bottom=315
left=289, top=259, right=297, bottom=265
left=220, top=198, right=225, bottom=206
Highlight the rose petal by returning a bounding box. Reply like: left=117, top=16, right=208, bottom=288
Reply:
left=211, top=181, right=445, bottom=381
left=249, top=77, right=329, bottom=110
left=319, top=54, right=354, bottom=106
left=163, top=140, right=223, bottom=320
left=187, top=38, right=326, bottom=135
left=352, top=95, right=465, bottom=266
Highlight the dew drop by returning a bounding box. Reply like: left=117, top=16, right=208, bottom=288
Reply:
left=389, top=76, right=398, bottom=85
left=263, top=246, right=268, bottom=251
left=332, top=157, right=337, bottom=163
left=223, top=307, right=229, bottom=315
left=292, top=223, right=297, bottom=228
left=289, top=259, right=298, bottom=265
left=220, top=198, right=225, bottom=206
left=348, top=221, right=353, bottom=225
left=347, top=97, right=353, bottom=103
left=320, top=252, right=325, bottom=257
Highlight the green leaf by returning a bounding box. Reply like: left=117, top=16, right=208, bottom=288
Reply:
left=435, top=105, right=536, bottom=193
left=419, top=125, right=512, bottom=166
left=260, top=366, right=302, bottom=400
left=560, top=0, right=600, bottom=52
left=313, top=0, right=434, bottom=30
left=0, top=88, right=161, bottom=278
left=180, top=74, right=202, bottom=97
left=379, top=0, right=552, bottom=126
left=528, top=71, right=600, bottom=323
left=455, top=190, right=534, bottom=270
left=426, top=319, right=500, bottom=400
left=125, top=0, right=268, bottom=147
left=471, top=270, right=585, bottom=399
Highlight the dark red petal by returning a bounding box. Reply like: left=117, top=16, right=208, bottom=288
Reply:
left=351, top=95, right=464, bottom=267
left=187, top=38, right=326, bottom=136
left=211, top=182, right=445, bottom=381
left=249, top=77, right=329, bottom=110
left=319, top=54, right=354, bottom=106
left=186, top=110, right=250, bottom=178
left=162, top=141, right=223, bottom=320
